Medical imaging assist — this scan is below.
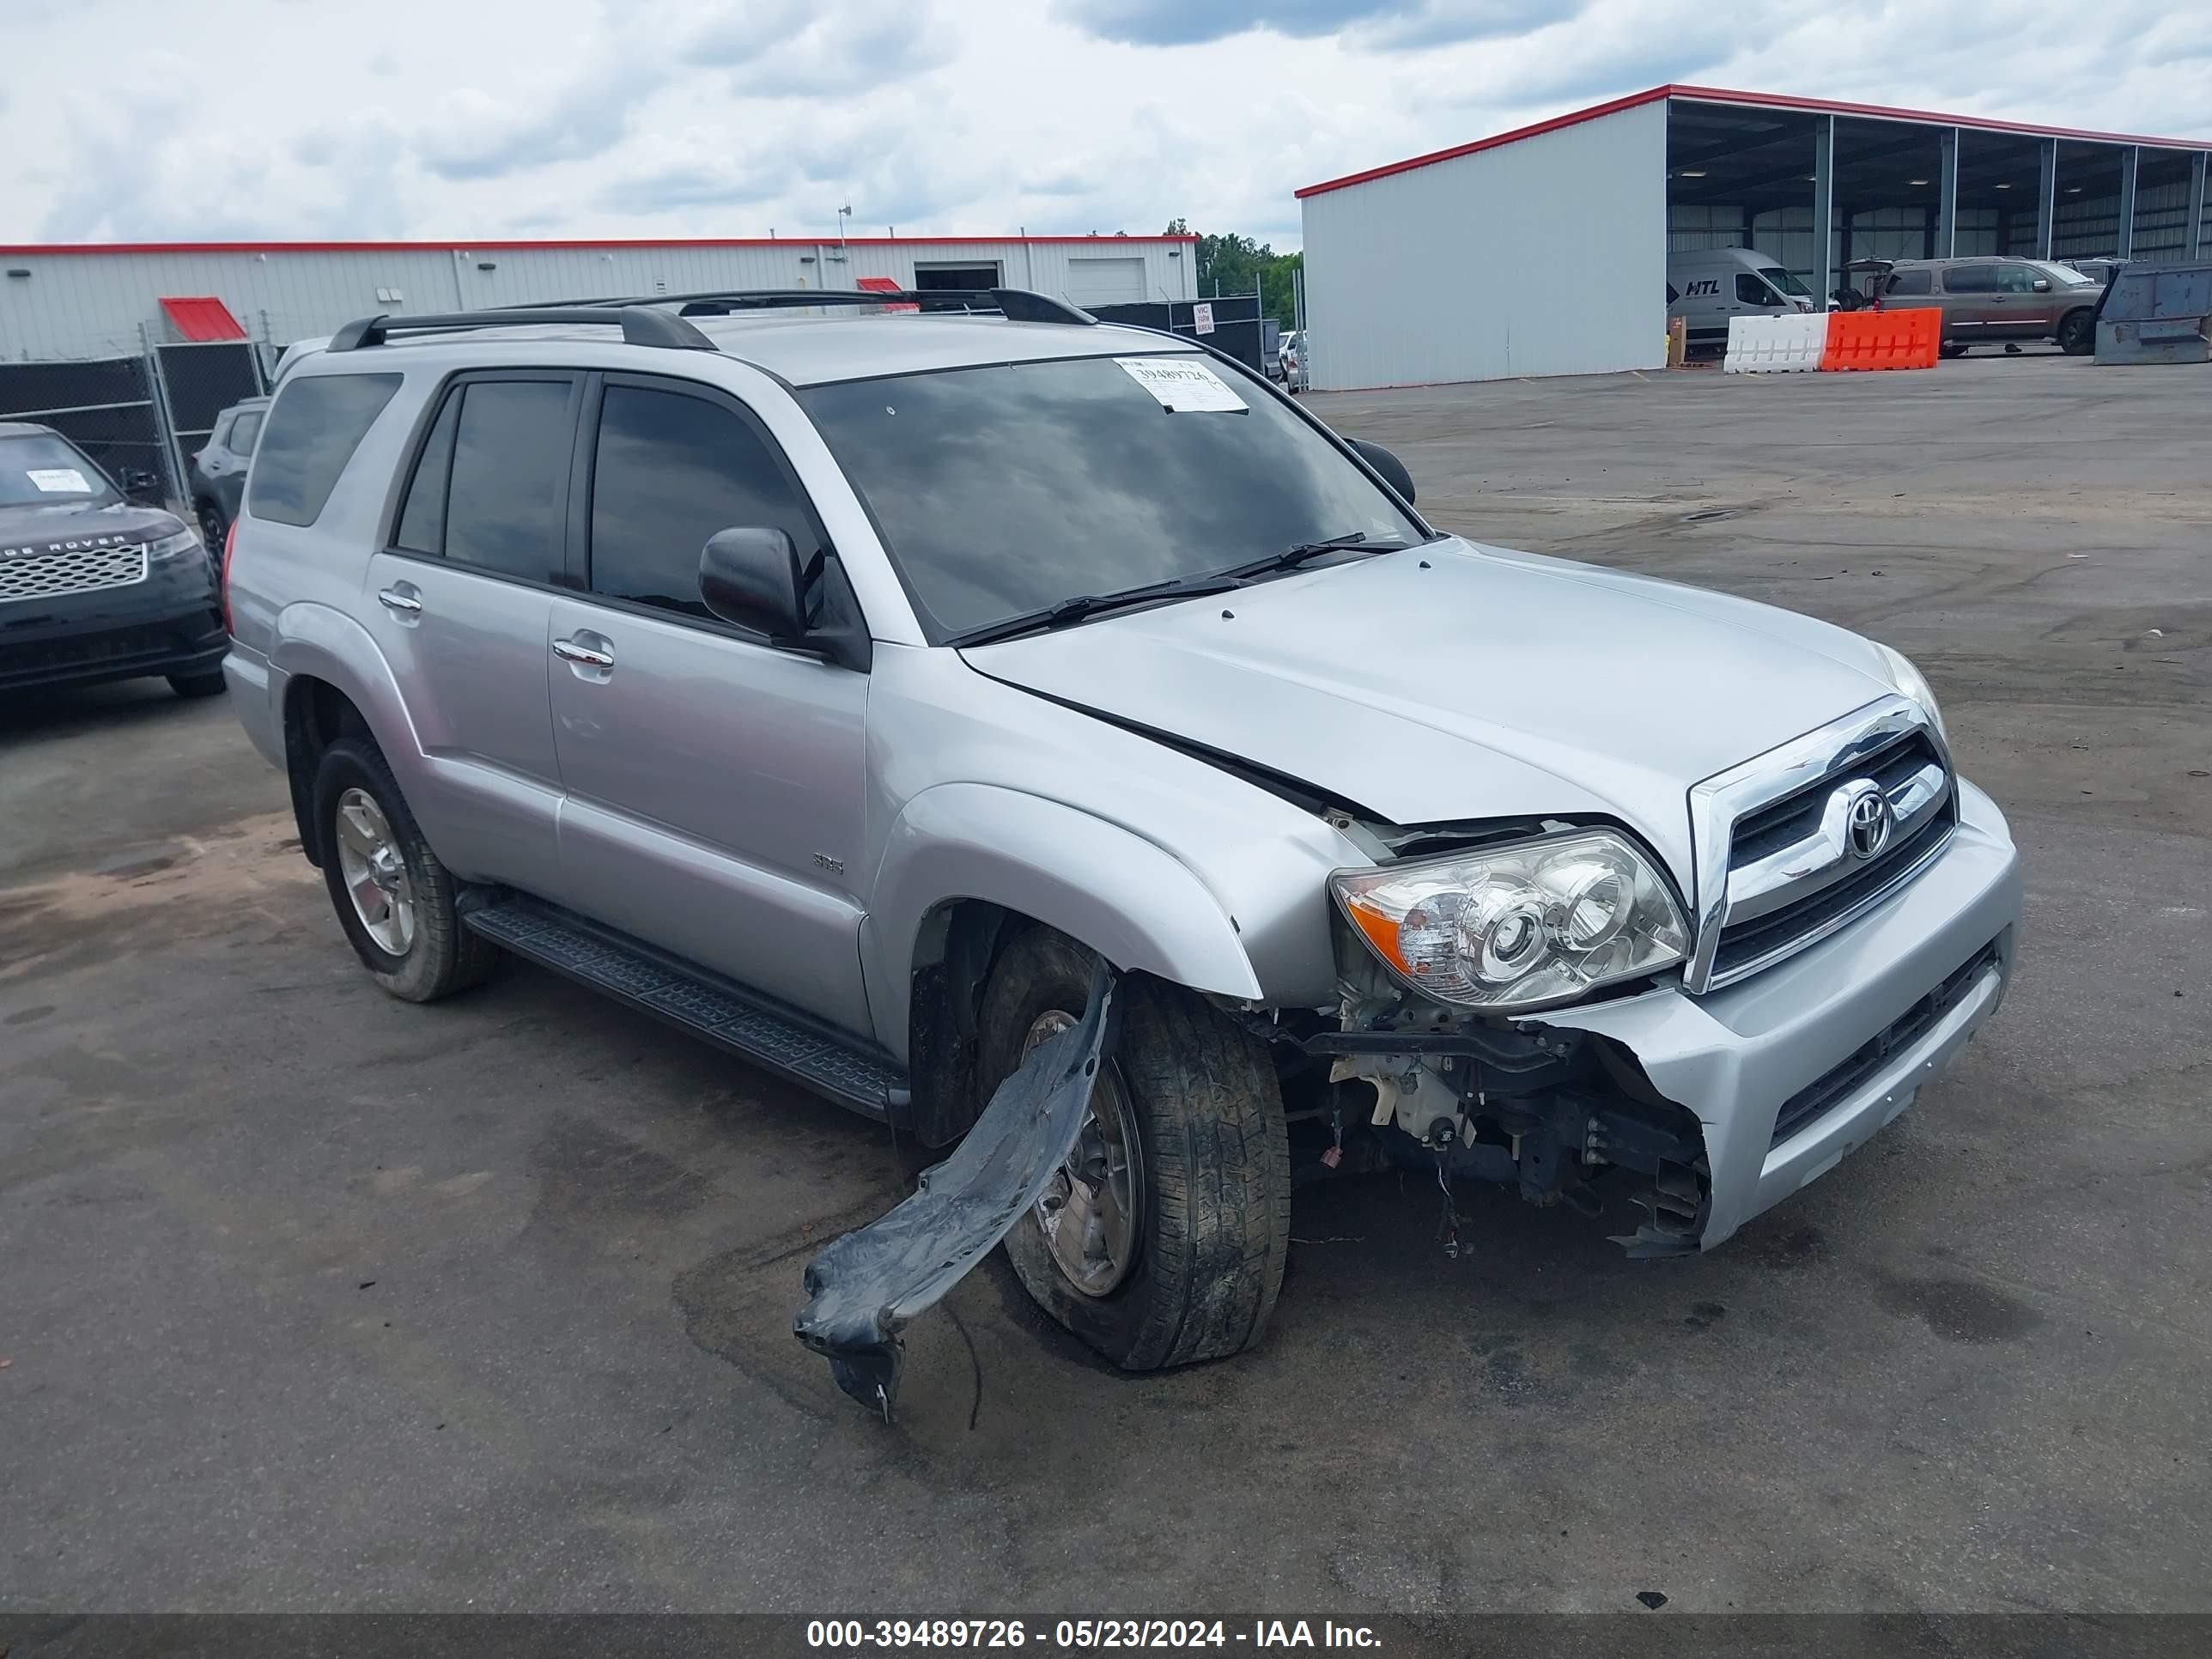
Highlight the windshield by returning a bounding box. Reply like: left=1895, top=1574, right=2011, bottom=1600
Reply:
left=0, top=433, right=120, bottom=508
left=2034, top=261, right=2100, bottom=289
left=1759, top=266, right=1814, bottom=298
left=797, top=354, right=1422, bottom=641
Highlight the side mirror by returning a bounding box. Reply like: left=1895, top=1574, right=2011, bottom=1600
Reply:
left=2032, top=277, right=2051, bottom=293
left=700, top=526, right=805, bottom=638
left=119, top=467, right=161, bottom=498
left=1349, top=438, right=1415, bottom=506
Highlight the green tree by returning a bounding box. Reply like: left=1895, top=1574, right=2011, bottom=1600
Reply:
left=1165, top=220, right=1304, bottom=325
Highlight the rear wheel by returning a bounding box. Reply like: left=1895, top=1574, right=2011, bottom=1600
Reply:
left=977, top=927, right=1291, bottom=1372
left=2057, top=308, right=2094, bottom=356
left=312, top=736, right=498, bottom=1003
left=196, top=500, right=226, bottom=551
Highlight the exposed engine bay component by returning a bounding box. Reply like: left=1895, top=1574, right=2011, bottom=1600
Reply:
left=794, top=965, right=1117, bottom=1419
left=1297, top=994, right=1710, bottom=1250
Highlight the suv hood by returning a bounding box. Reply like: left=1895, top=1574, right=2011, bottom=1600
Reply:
left=0, top=499, right=185, bottom=556
left=963, top=538, right=1898, bottom=887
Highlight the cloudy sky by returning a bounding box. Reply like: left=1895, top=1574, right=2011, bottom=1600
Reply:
left=4, top=0, right=2208, bottom=250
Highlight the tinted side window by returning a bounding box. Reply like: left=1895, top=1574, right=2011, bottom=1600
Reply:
left=1887, top=269, right=1932, bottom=295
left=393, top=387, right=460, bottom=556
left=1734, top=273, right=1774, bottom=305
left=247, top=373, right=400, bottom=526
left=1665, top=283, right=1680, bottom=304
left=230, top=411, right=264, bottom=453
left=587, top=383, right=824, bottom=621
left=1943, top=265, right=1997, bottom=294
left=444, top=380, right=575, bottom=581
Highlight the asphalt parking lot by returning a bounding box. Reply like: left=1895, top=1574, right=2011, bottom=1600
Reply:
left=3, top=352, right=2207, bottom=1615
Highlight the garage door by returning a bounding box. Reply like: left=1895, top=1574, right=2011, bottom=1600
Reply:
left=1065, top=257, right=1147, bottom=306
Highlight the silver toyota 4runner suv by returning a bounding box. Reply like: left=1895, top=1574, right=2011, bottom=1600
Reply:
left=224, top=289, right=2020, bottom=1416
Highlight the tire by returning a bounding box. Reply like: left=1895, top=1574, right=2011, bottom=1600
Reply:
left=167, top=669, right=228, bottom=698
left=2057, top=308, right=2094, bottom=356
left=196, top=500, right=226, bottom=551
left=1940, top=341, right=1970, bottom=359
left=978, top=927, right=1291, bottom=1372
left=311, top=736, right=498, bottom=1003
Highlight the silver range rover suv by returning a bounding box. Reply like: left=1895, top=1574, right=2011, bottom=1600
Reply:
left=223, top=289, right=2020, bottom=1416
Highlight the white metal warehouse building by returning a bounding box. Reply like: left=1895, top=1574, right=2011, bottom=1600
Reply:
left=0, top=233, right=1200, bottom=362
left=1297, top=84, right=2212, bottom=390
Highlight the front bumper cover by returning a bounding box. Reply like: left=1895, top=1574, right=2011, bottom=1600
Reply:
left=1540, top=778, right=2021, bottom=1249
left=0, top=557, right=224, bottom=692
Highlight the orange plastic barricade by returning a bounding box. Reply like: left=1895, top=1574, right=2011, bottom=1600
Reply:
left=1820, top=307, right=1941, bottom=370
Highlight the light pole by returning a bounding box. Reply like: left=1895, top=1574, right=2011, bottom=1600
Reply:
left=837, top=204, right=852, bottom=285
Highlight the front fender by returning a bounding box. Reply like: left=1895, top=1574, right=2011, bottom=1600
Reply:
left=862, top=783, right=1263, bottom=1062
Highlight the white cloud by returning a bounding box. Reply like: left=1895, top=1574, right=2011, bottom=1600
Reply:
left=1, top=0, right=2206, bottom=250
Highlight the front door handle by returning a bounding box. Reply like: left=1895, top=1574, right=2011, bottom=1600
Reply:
left=553, top=633, right=615, bottom=675
left=377, top=583, right=422, bottom=617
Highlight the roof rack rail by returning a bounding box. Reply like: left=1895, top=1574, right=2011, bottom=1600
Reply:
left=518, top=287, right=1097, bottom=326
left=325, top=307, right=718, bottom=353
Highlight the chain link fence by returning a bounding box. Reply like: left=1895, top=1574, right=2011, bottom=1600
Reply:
left=0, top=333, right=270, bottom=514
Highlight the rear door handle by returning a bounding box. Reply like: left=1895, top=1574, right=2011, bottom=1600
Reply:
left=553, top=633, right=615, bottom=675
left=377, top=583, right=422, bottom=617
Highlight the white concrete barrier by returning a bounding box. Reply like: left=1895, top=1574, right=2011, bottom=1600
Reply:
left=1723, top=313, right=1829, bottom=373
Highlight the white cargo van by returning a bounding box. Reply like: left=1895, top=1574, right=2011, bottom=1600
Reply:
left=1668, top=248, right=1818, bottom=352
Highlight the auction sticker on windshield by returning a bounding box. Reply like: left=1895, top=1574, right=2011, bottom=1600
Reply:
left=27, top=468, right=92, bottom=493
left=1116, top=357, right=1247, bottom=413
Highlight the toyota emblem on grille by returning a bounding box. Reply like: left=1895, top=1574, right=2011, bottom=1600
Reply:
left=1842, top=780, right=1893, bottom=861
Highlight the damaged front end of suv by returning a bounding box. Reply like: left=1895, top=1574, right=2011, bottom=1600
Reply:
left=1261, top=811, right=1716, bottom=1260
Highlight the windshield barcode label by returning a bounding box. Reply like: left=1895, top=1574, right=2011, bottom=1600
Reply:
left=1115, top=356, right=1248, bottom=413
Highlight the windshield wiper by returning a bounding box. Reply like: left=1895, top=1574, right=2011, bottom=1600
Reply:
left=951, top=573, right=1249, bottom=648
left=1221, top=531, right=1409, bottom=581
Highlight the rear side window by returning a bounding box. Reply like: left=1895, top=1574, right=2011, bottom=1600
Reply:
left=248, top=373, right=401, bottom=526
left=393, top=390, right=460, bottom=556
left=586, top=382, right=824, bottom=621
left=1887, top=269, right=1932, bottom=295
left=1943, top=265, right=1997, bottom=294
left=441, top=380, right=576, bottom=581
left=230, top=410, right=264, bottom=453
left=1666, top=283, right=1680, bottom=304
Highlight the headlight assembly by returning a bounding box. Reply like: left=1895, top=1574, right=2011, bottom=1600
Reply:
left=145, top=528, right=204, bottom=563
left=1332, top=830, right=1689, bottom=1011
left=1874, top=642, right=1947, bottom=744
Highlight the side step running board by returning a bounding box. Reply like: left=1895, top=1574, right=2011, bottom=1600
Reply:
left=462, top=892, right=908, bottom=1121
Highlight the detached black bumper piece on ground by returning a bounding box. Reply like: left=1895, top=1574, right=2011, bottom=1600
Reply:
left=794, top=967, right=1119, bottom=1420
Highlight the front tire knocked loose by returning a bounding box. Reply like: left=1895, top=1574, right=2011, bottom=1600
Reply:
left=978, top=927, right=1292, bottom=1371
left=311, top=737, right=498, bottom=1003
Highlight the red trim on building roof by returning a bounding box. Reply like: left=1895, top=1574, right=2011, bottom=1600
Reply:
left=1296, top=87, right=1672, bottom=199
left=0, top=234, right=1199, bottom=257
left=1297, top=84, right=2212, bottom=198
left=157, top=295, right=247, bottom=340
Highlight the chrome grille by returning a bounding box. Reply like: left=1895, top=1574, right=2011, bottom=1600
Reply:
left=0, top=542, right=149, bottom=603
left=1686, top=697, right=1955, bottom=994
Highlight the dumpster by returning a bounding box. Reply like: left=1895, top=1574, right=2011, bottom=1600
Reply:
left=2094, top=263, right=2212, bottom=366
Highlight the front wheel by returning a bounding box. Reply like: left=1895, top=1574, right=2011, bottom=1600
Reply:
left=167, top=668, right=228, bottom=698
left=1940, top=341, right=1970, bottom=359
left=196, top=500, right=227, bottom=551
left=978, top=927, right=1291, bottom=1372
left=2057, top=309, right=2094, bottom=356
left=311, top=737, right=498, bottom=1003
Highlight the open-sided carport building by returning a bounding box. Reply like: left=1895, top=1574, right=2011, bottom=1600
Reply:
left=1296, top=85, right=2212, bottom=390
